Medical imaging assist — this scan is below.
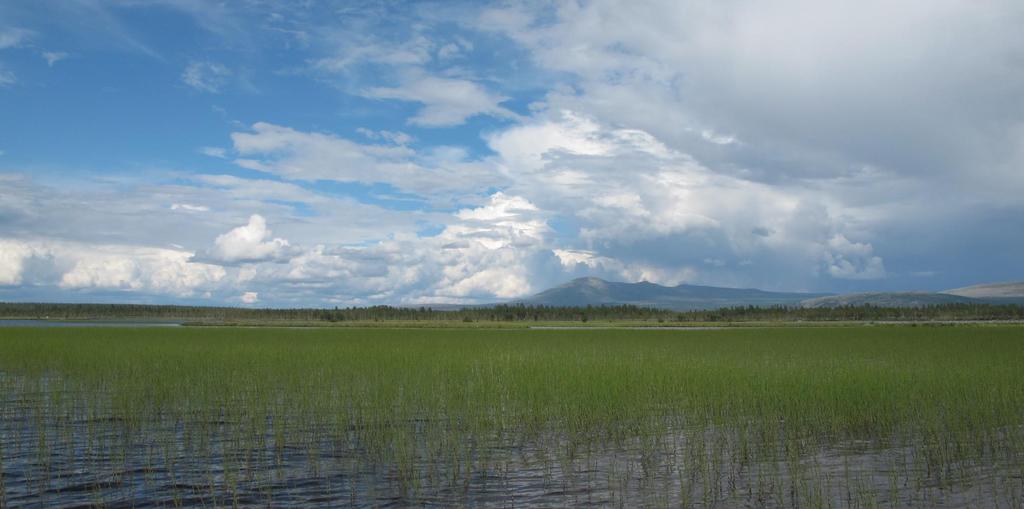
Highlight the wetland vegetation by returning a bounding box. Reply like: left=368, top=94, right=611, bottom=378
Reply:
left=1, top=325, right=1023, bottom=507
left=3, top=301, right=1023, bottom=326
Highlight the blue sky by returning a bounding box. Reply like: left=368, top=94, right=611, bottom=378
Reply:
left=1, top=0, right=1022, bottom=307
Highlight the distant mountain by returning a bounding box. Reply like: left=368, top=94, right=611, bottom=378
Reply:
left=516, top=277, right=1024, bottom=311
left=519, top=277, right=828, bottom=311
left=800, top=282, right=1024, bottom=308
left=800, top=292, right=978, bottom=308
left=942, top=282, right=1024, bottom=299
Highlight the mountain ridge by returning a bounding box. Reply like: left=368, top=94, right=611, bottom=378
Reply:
left=518, top=277, right=830, bottom=311
left=517, top=277, right=1024, bottom=311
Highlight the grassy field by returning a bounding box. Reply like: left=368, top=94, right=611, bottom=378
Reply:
left=1, top=325, right=1023, bottom=506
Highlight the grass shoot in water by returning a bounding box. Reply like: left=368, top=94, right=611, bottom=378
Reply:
left=0, top=325, right=1022, bottom=506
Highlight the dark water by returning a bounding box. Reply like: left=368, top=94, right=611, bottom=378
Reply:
left=0, top=320, right=182, bottom=328
left=3, top=409, right=1022, bottom=507
left=2, top=375, right=1022, bottom=507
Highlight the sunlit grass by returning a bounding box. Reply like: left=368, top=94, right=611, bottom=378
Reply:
left=1, top=325, right=1022, bottom=506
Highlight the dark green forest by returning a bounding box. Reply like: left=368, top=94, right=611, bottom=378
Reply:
left=1, top=301, right=1021, bottom=324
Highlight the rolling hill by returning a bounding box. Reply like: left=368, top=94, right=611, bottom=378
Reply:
left=799, top=292, right=978, bottom=308
left=802, top=282, right=1024, bottom=308
left=942, top=282, right=1024, bottom=300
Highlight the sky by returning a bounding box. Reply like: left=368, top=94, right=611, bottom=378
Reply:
left=1, top=0, right=1022, bottom=307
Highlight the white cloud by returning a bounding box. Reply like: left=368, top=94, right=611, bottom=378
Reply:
left=553, top=249, right=603, bottom=269
left=437, top=43, right=460, bottom=60
left=60, top=256, right=141, bottom=290
left=0, top=28, right=34, bottom=87
left=5, top=1, right=1024, bottom=303
left=488, top=110, right=670, bottom=171
left=170, top=203, right=209, bottom=213
left=181, top=61, right=231, bottom=93
left=437, top=36, right=473, bottom=60
left=199, top=146, right=227, bottom=158
left=489, top=110, right=784, bottom=240
left=308, top=21, right=508, bottom=128
left=0, top=172, right=422, bottom=254
left=229, top=122, right=503, bottom=198
left=824, top=234, right=886, bottom=280
left=223, top=192, right=551, bottom=305
left=552, top=249, right=698, bottom=287
left=393, top=193, right=549, bottom=300
left=311, top=33, right=434, bottom=73
left=355, top=128, right=413, bottom=145
left=0, top=238, right=225, bottom=296
left=240, top=291, right=259, bottom=304
left=0, top=240, right=35, bottom=285
left=364, top=74, right=519, bottom=127
left=231, top=121, right=410, bottom=179
left=482, top=0, right=1024, bottom=198
left=450, top=192, right=547, bottom=250
left=484, top=110, right=893, bottom=290
left=41, top=51, right=68, bottom=67
left=704, top=258, right=726, bottom=267
left=60, top=248, right=225, bottom=295
left=0, top=27, right=33, bottom=49
left=200, top=214, right=295, bottom=265
left=700, top=129, right=738, bottom=146
left=456, top=192, right=536, bottom=222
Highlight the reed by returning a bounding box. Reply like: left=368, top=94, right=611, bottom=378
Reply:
left=0, top=325, right=1022, bottom=506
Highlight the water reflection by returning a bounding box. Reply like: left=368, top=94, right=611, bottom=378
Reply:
left=2, top=388, right=1021, bottom=508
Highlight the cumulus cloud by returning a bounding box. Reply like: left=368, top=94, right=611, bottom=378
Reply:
left=392, top=193, right=548, bottom=300
left=2, top=1, right=1022, bottom=305
left=488, top=110, right=764, bottom=242
left=484, top=109, right=892, bottom=289
left=0, top=240, right=36, bottom=285
left=222, top=192, right=551, bottom=305
left=181, top=61, right=231, bottom=93
left=456, top=192, right=536, bottom=221
left=59, top=248, right=224, bottom=295
left=552, top=249, right=697, bottom=287
left=198, top=214, right=295, bottom=265
left=823, top=234, right=886, bottom=280
left=240, top=291, right=258, bottom=304
left=481, top=0, right=1024, bottom=197
left=0, top=238, right=225, bottom=296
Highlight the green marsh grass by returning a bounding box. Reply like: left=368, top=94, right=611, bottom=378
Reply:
left=0, top=325, right=1022, bottom=506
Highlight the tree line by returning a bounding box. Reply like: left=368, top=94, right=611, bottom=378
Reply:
left=1, top=301, right=1022, bottom=323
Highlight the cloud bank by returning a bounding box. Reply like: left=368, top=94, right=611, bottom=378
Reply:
left=1, top=1, right=1021, bottom=305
